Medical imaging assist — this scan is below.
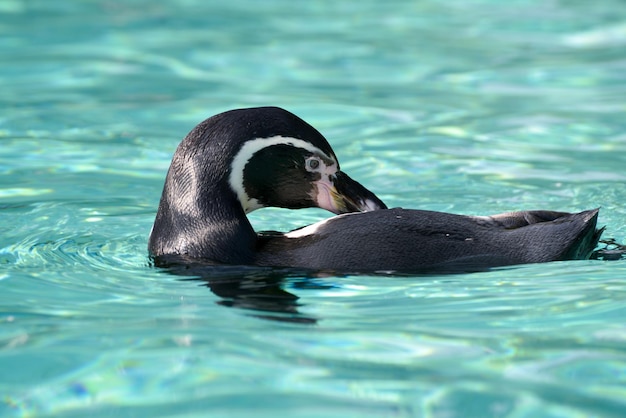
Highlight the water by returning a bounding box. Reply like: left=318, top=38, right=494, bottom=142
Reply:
left=2, top=0, right=626, bottom=416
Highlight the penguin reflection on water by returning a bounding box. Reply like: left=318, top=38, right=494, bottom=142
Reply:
left=149, top=106, right=604, bottom=274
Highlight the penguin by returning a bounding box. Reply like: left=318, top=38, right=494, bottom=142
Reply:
left=148, top=106, right=603, bottom=274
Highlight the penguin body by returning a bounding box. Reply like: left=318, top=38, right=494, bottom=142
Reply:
left=149, top=107, right=603, bottom=274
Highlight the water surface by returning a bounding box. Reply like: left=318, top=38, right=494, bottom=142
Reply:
left=1, top=1, right=626, bottom=417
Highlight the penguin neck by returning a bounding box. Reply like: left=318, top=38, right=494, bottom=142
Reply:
left=150, top=179, right=258, bottom=265
left=197, top=199, right=258, bottom=264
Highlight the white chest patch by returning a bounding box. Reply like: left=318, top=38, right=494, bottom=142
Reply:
left=228, top=136, right=334, bottom=213
left=284, top=212, right=357, bottom=238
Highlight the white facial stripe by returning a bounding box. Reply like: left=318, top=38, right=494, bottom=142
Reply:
left=228, top=136, right=336, bottom=213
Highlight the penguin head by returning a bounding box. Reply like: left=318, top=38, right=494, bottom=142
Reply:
left=229, top=132, right=387, bottom=214
left=227, top=107, right=386, bottom=214
left=164, top=106, right=386, bottom=218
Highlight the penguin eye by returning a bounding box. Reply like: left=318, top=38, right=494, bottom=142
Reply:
left=306, top=158, right=320, bottom=171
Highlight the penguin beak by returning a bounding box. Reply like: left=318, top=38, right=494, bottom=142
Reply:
left=314, top=171, right=387, bottom=214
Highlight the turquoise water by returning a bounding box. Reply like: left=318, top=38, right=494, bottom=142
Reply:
left=2, top=0, right=626, bottom=416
